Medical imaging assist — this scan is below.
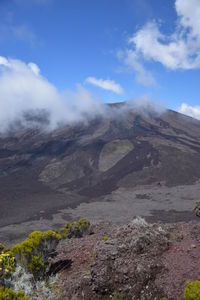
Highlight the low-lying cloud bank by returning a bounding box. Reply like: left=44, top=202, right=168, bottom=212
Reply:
left=0, top=55, right=167, bottom=133
left=0, top=56, right=104, bottom=132
left=0, top=56, right=167, bottom=133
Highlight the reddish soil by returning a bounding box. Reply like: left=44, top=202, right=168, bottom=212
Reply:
left=157, top=222, right=200, bottom=299
left=55, top=223, right=115, bottom=299
left=53, top=220, right=200, bottom=300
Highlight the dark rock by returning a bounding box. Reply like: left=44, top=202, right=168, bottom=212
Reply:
left=47, top=259, right=72, bottom=276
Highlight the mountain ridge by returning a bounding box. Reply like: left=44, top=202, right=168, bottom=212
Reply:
left=0, top=105, right=200, bottom=243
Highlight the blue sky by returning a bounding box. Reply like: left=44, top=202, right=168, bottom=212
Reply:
left=0, top=0, right=200, bottom=120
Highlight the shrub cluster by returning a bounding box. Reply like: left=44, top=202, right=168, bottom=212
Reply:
left=0, top=252, right=16, bottom=280
left=12, top=230, right=61, bottom=279
left=10, top=218, right=90, bottom=279
left=0, top=243, right=16, bottom=282
left=184, top=280, right=200, bottom=300
left=57, top=218, right=90, bottom=239
left=195, top=201, right=200, bottom=217
left=0, top=287, right=29, bottom=300
left=0, top=218, right=90, bottom=298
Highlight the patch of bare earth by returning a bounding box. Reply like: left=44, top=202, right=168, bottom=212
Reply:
left=55, top=223, right=115, bottom=299
left=156, top=222, right=200, bottom=300
left=54, top=220, right=200, bottom=300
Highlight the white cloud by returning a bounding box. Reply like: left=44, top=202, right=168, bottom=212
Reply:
left=0, top=56, right=8, bottom=66
left=0, top=56, right=104, bottom=132
left=123, top=50, right=156, bottom=86
left=0, top=56, right=163, bottom=132
left=28, top=62, right=40, bottom=75
left=178, top=103, right=200, bottom=120
left=129, top=0, right=200, bottom=70
left=86, top=77, right=124, bottom=94
left=0, top=17, right=38, bottom=48
left=175, top=0, right=200, bottom=37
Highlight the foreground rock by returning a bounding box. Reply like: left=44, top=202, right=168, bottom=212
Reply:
left=2, top=218, right=199, bottom=299
left=54, top=219, right=200, bottom=300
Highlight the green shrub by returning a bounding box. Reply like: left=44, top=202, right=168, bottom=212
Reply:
left=184, top=280, right=200, bottom=300
left=113, top=292, right=125, bottom=300
left=195, top=201, right=200, bottom=217
left=0, top=251, right=16, bottom=280
left=26, top=255, right=44, bottom=276
left=0, top=244, right=5, bottom=254
left=12, top=230, right=61, bottom=278
left=58, top=218, right=90, bottom=239
left=0, top=218, right=90, bottom=282
left=0, top=243, right=10, bottom=255
left=0, top=287, right=29, bottom=300
left=0, top=218, right=91, bottom=297
left=91, top=250, right=96, bottom=258
left=104, top=236, right=109, bottom=242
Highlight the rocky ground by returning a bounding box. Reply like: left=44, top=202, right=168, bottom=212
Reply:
left=0, top=182, right=199, bottom=247
left=52, top=218, right=200, bottom=300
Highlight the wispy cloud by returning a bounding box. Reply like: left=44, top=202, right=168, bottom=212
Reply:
left=14, top=0, right=53, bottom=6
left=0, top=11, right=38, bottom=47
left=178, top=103, right=200, bottom=120
left=129, top=0, right=200, bottom=70
left=118, top=50, right=156, bottom=86
left=86, top=76, right=124, bottom=94
left=12, top=24, right=37, bottom=47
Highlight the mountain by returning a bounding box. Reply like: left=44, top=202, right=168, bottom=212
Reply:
left=0, top=104, right=200, bottom=243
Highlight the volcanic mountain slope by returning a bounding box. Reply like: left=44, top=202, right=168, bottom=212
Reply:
left=0, top=104, right=200, bottom=236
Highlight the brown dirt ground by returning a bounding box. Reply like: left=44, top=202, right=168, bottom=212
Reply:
left=54, top=221, right=200, bottom=300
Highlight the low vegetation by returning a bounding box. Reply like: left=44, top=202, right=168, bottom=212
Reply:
left=184, top=280, right=200, bottom=300
left=103, top=235, right=109, bottom=242
left=0, top=252, right=16, bottom=280
left=12, top=230, right=61, bottom=279
left=57, top=218, right=90, bottom=239
left=0, top=218, right=90, bottom=299
left=0, top=242, right=16, bottom=286
left=0, top=287, right=29, bottom=300
left=194, top=201, right=200, bottom=217
left=113, top=291, right=125, bottom=300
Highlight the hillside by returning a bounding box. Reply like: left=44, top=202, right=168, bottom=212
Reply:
left=0, top=104, right=200, bottom=244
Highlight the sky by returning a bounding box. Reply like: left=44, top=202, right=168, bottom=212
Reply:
left=0, top=0, right=200, bottom=123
